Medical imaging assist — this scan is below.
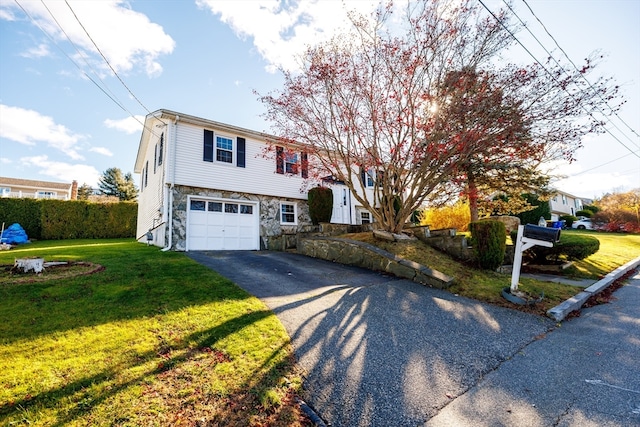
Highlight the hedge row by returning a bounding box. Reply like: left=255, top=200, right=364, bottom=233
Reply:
left=0, top=198, right=137, bottom=240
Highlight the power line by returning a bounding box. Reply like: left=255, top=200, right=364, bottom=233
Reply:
left=14, top=0, right=126, bottom=113
left=38, top=0, right=125, bottom=111
left=567, top=151, right=640, bottom=177
left=504, top=0, right=640, bottom=151
left=477, top=0, right=640, bottom=160
left=63, top=0, right=162, bottom=123
left=14, top=0, right=163, bottom=137
left=519, top=0, right=640, bottom=144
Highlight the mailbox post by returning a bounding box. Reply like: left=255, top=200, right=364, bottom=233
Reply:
left=510, top=224, right=560, bottom=293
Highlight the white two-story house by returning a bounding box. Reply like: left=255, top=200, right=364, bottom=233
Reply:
left=134, top=109, right=375, bottom=251
left=549, top=189, right=584, bottom=220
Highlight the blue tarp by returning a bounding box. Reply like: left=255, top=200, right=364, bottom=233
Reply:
left=1, top=223, right=29, bottom=245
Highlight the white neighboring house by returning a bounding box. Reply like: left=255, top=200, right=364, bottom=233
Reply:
left=134, top=109, right=375, bottom=251
left=0, top=176, right=77, bottom=200
left=549, top=190, right=584, bottom=220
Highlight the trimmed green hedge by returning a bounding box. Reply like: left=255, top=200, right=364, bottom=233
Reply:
left=469, top=220, right=506, bottom=270
left=0, top=198, right=42, bottom=239
left=0, top=198, right=136, bottom=240
left=308, top=186, right=333, bottom=225
left=511, top=230, right=600, bottom=263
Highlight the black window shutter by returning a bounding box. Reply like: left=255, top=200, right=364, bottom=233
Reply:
left=237, top=137, right=246, bottom=168
left=154, top=144, right=157, bottom=173
left=276, top=146, right=284, bottom=174
left=203, top=130, right=214, bottom=162
left=360, top=168, right=366, bottom=185
left=301, top=152, right=308, bottom=178
left=158, top=133, right=164, bottom=165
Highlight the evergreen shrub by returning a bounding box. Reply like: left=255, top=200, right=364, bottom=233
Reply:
left=469, top=220, right=506, bottom=270
left=308, top=187, right=333, bottom=225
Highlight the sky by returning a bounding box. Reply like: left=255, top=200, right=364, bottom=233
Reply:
left=0, top=0, right=638, bottom=201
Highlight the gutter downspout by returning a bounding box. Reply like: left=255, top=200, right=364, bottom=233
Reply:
left=162, top=114, right=179, bottom=251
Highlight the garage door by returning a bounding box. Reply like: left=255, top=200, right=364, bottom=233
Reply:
left=187, top=198, right=259, bottom=250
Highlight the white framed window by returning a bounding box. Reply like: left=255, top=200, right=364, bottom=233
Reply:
left=280, top=202, right=297, bottom=224
left=285, top=152, right=298, bottom=174
left=365, top=171, right=375, bottom=188
left=360, top=211, right=371, bottom=224
left=562, top=195, right=567, bottom=205
left=216, top=136, right=233, bottom=163
left=37, top=191, right=56, bottom=199
left=0, top=187, right=10, bottom=197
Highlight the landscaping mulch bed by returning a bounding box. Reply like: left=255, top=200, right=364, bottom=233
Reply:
left=0, top=261, right=104, bottom=285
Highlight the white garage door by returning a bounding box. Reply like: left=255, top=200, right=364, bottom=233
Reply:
left=187, top=198, right=259, bottom=250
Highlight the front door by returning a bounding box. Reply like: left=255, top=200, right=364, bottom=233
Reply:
left=331, top=184, right=351, bottom=224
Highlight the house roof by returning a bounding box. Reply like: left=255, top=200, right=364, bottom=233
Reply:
left=0, top=176, right=73, bottom=191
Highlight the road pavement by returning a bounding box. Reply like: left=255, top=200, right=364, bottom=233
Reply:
left=426, top=269, right=640, bottom=427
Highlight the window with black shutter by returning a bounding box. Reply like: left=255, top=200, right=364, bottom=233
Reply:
left=158, top=133, right=164, bottom=165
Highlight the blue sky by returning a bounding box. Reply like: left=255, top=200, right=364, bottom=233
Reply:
left=0, top=0, right=638, bottom=200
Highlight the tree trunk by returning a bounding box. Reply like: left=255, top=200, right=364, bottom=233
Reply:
left=468, top=172, right=479, bottom=222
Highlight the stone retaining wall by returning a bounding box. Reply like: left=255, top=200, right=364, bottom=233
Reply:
left=298, top=236, right=454, bottom=289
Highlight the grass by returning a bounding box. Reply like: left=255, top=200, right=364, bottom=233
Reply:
left=343, top=230, right=640, bottom=316
left=564, top=230, right=640, bottom=278
left=0, top=239, right=309, bottom=426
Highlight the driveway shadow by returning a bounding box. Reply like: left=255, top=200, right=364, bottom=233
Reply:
left=188, top=251, right=554, bottom=426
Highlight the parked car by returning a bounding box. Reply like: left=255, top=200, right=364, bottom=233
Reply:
left=572, top=218, right=593, bottom=230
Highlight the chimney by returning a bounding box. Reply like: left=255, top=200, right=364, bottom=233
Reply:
left=71, top=180, right=78, bottom=200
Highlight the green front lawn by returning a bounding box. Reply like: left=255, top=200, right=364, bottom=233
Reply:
left=566, top=230, right=640, bottom=278
left=0, top=240, right=308, bottom=426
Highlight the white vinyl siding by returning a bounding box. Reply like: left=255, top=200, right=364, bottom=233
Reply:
left=136, top=125, right=167, bottom=242
left=173, top=122, right=306, bottom=200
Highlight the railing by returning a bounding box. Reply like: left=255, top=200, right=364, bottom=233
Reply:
left=1, top=192, right=69, bottom=200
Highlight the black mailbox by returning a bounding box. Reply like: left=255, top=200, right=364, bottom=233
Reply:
left=523, top=224, right=560, bottom=243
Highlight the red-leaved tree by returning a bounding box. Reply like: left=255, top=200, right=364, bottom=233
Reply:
left=258, top=0, right=622, bottom=232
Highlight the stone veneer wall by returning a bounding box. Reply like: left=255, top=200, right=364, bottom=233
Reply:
left=169, top=185, right=311, bottom=251
left=298, top=236, right=454, bottom=289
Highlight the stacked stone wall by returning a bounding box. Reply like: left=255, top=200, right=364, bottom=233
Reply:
left=298, top=236, right=454, bottom=289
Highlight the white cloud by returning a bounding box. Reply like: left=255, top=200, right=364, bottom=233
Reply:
left=21, top=43, right=51, bottom=59
left=103, top=115, right=144, bottom=134
left=0, top=104, right=85, bottom=160
left=548, top=160, right=637, bottom=199
left=21, top=155, right=101, bottom=186
left=90, top=147, right=113, bottom=157
left=196, top=0, right=380, bottom=72
left=0, top=0, right=175, bottom=77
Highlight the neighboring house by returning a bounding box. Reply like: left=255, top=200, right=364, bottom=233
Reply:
left=134, top=109, right=376, bottom=251
left=0, top=177, right=77, bottom=200
left=549, top=190, right=584, bottom=220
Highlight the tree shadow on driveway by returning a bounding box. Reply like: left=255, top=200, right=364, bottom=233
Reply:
left=188, top=250, right=555, bottom=426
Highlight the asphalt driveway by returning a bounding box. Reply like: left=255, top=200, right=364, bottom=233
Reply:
left=187, top=250, right=555, bottom=426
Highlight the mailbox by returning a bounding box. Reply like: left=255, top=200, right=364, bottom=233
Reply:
left=523, top=224, right=560, bottom=243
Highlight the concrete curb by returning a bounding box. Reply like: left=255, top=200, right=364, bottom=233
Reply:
left=547, top=255, right=640, bottom=322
